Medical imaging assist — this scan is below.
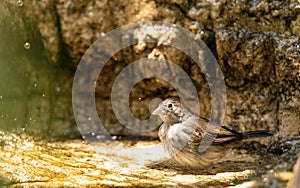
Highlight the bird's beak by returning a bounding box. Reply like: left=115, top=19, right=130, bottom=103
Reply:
left=152, top=106, right=164, bottom=116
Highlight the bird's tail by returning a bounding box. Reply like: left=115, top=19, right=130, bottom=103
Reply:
left=241, top=130, right=273, bottom=139
left=213, top=126, right=273, bottom=143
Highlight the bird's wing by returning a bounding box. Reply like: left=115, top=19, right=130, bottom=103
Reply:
left=194, top=117, right=243, bottom=144
left=186, top=117, right=271, bottom=153
left=213, top=126, right=243, bottom=143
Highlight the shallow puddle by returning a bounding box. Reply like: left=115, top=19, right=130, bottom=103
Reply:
left=0, top=131, right=295, bottom=187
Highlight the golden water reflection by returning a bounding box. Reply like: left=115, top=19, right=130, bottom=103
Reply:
left=0, top=131, right=293, bottom=187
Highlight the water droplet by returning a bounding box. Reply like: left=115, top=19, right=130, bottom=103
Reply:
left=14, top=118, right=17, bottom=121
left=188, top=7, right=197, bottom=18
left=55, top=87, right=61, bottom=92
left=6, top=153, right=11, bottom=158
left=96, top=135, right=106, bottom=140
left=100, top=32, right=105, bottom=36
left=189, top=21, right=200, bottom=30
left=33, top=83, right=37, bottom=87
left=91, top=132, right=95, bottom=136
left=42, top=94, right=46, bottom=97
left=228, top=182, right=235, bottom=186
left=138, top=97, right=142, bottom=101
left=29, top=117, right=32, bottom=121
left=263, top=177, right=269, bottom=182
left=1, top=115, right=4, bottom=119
left=0, top=96, right=2, bottom=99
left=17, top=0, right=23, bottom=7
left=24, top=42, right=31, bottom=50
left=88, top=117, right=92, bottom=121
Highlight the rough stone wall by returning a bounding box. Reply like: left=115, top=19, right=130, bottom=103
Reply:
left=56, top=0, right=299, bottom=141
left=1, top=0, right=299, bottom=141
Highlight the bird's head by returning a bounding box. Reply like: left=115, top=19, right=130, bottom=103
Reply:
left=152, top=98, right=184, bottom=125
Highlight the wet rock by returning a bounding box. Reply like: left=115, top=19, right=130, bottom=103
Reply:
left=1, top=0, right=300, bottom=144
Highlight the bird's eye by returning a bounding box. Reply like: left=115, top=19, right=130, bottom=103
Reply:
left=167, top=103, right=173, bottom=109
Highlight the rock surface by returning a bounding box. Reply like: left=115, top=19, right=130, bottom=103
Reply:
left=54, top=0, right=300, bottom=141
left=1, top=0, right=299, bottom=141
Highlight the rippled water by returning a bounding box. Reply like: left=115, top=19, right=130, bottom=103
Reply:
left=0, top=130, right=294, bottom=187
left=0, top=132, right=276, bottom=187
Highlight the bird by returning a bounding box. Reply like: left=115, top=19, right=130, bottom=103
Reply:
left=152, top=97, right=272, bottom=168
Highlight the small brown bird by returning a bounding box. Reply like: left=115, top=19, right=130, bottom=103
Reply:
left=152, top=97, right=272, bottom=168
